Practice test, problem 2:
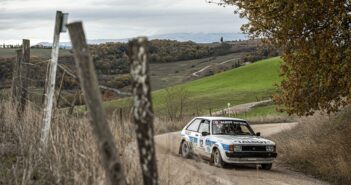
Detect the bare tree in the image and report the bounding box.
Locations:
[128,37,158,185]
[164,86,190,120]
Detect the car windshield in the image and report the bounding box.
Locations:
[212,120,254,135]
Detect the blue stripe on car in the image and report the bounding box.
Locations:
[189,136,198,143]
[222,144,230,152]
[205,139,216,146]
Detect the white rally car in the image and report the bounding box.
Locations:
[179,117,277,170]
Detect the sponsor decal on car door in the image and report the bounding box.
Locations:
[185,119,202,150]
[197,120,210,156]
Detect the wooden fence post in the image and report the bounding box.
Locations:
[41,11,68,147]
[42,62,50,105]
[11,50,21,103]
[19,39,30,114]
[128,37,158,185]
[68,90,79,115]
[67,22,127,185]
[56,71,66,107]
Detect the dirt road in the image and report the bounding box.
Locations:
[212,99,273,116]
[154,122,328,185]
[192,58,239,77]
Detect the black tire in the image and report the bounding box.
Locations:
[261,163,273,170]
[181,141,191,158]
[212,149,225,168]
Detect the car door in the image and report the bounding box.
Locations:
[184,119,202,153]
[196,120,211,157]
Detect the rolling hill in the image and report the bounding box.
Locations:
[105,57,282,116]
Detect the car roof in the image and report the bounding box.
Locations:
[194,116,246,121]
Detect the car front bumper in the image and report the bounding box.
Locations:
[223,152,277,164]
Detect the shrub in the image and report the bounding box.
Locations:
[272,107,351,185]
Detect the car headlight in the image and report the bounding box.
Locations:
[266,145,275,152]
[234,145,242,152]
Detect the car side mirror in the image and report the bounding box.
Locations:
[201,132,209,136]
[256,132,261,136]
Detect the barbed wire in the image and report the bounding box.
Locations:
[15,76,46,83]
[58,94,75,106]
[33,59,51,65]
[20,96,43,110]
[9,57,131,111]
[21,59,50,67]
[57,63,131,96]
[26,90,45,96]
[14,84,44,96]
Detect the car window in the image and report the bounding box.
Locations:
[198,120,210,133]
[212,120,254,135]
[240,125,251,134]
[186,119,201,132]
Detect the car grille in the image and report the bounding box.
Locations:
[242,145,266,152]
[225,152,277,158]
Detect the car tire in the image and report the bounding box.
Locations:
[212,149,225,168]
[181,141,191,158]
[261,163,273,170]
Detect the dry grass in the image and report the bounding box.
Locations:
[0,100,217,185]
[0,100,142,185]
[271,107,351,185]
[246,114,296,124]
[154,116,193,134]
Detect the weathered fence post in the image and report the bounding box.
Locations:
[128,37,158,185]
[41,11,68,147]
[67,22,127,185]
[11,50,21,103]
[19,39,30,114]
[56,70,66,107]
[68,90,79,115]
[42,62,50,105]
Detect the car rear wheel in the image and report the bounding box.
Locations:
[181,141,191,158]
[261,163,272,170]
[213,149,225,168]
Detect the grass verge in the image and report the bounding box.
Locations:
[235,103,295,124]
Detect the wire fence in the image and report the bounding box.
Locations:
[10,57,70,109]
[9,55,131,112]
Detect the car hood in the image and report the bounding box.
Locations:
[211,135,275,145]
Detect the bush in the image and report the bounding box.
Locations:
[272,107,351,185]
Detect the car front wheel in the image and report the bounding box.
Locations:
[181,141,191,158]
[213,149,225,168]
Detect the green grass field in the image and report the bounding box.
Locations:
[105,57,282,116]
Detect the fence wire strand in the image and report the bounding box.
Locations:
[10,57,132,110]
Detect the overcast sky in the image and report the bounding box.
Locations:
[0,0,246,45]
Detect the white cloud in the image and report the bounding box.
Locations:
[0,0,246,44]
